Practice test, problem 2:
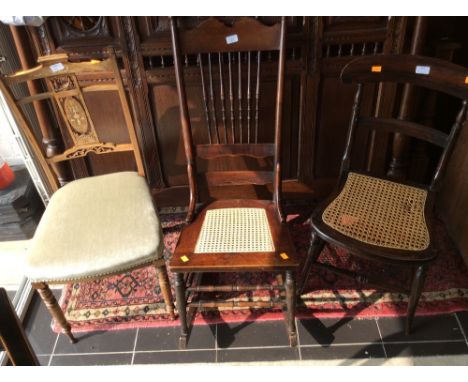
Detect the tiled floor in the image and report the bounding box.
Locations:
[21,290,468,366]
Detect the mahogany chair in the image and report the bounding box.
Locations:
[0,288,39,366]
[0,53,175,343]
[299,55,468,334]
[169,17,299,348]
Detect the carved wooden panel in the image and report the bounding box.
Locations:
[301,16,407,184]
[22,16,408,193]
[46,16,120,53]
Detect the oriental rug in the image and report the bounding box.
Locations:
[54,209,468,333]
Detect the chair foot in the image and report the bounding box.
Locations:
[155,264,176,320]
[175,273,189,349]
[179,335,187,350]
[285,271,297,347]
[33,282,77,344]
[405,264,427,336]
[288,332,298,347]
[67,332,78,344]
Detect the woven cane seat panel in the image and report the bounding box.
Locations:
[322,172,429,251]
[195,208,275,253]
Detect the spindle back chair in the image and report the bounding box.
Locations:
[299,55,468,334]
[169,17,299,349]
[170,16,286,222]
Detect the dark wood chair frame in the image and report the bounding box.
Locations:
[299,54,468,335]
[168,16,300,348]
[0,52,175,343]
[0,288,39,366]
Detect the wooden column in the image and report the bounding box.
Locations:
[9,25,70,186]
[387,16,428,179]
[119,16,167,189]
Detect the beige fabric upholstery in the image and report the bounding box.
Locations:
[322,172,429,251]
[26,172,163,282]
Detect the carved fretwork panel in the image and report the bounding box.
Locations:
[45,16,121,55]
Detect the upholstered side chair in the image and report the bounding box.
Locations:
[0,53,175,343]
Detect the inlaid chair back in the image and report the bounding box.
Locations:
[169,17,287,221]
[0,53,145,193]
[340,55,468,195]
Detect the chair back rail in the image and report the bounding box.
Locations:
[196,143,275,159]
[359,117,448,147]
[339,55,468,192]
[0,52,145,193]
[177,17,282,54]
[341,54,468,99]
[170,16,287,221]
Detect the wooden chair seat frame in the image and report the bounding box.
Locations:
[299,54,468,335]
[168,17,299,348]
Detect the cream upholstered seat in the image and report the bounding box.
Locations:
[26,171,164,282]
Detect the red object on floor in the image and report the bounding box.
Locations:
[55,212,468,333]
[0,157,16,189]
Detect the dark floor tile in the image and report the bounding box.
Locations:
[455,311,468,338]
[50,353,132,366]
[385,341,468,358]
[54,329,137,354]
[24,292,60,355]
[301,344,385,360]
[136,324,216,351]
[218,347,299,363]
[217,320,291,349]
[133,350,215,364]
[377,314,463,343]
[37,356,51,366]
[298,318,380,346]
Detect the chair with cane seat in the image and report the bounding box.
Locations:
[168,16,299,349]
[298,55,468,335]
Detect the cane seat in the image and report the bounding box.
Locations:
[322,172,429,251]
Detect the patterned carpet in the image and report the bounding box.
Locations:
[56,210,468,333]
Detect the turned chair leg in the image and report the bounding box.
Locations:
[155,264,176,320]
[32,282,77,344]
[406,264,427,335]
[174,273,188,349]
[285,270,298,347]
[298,229,325,295]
